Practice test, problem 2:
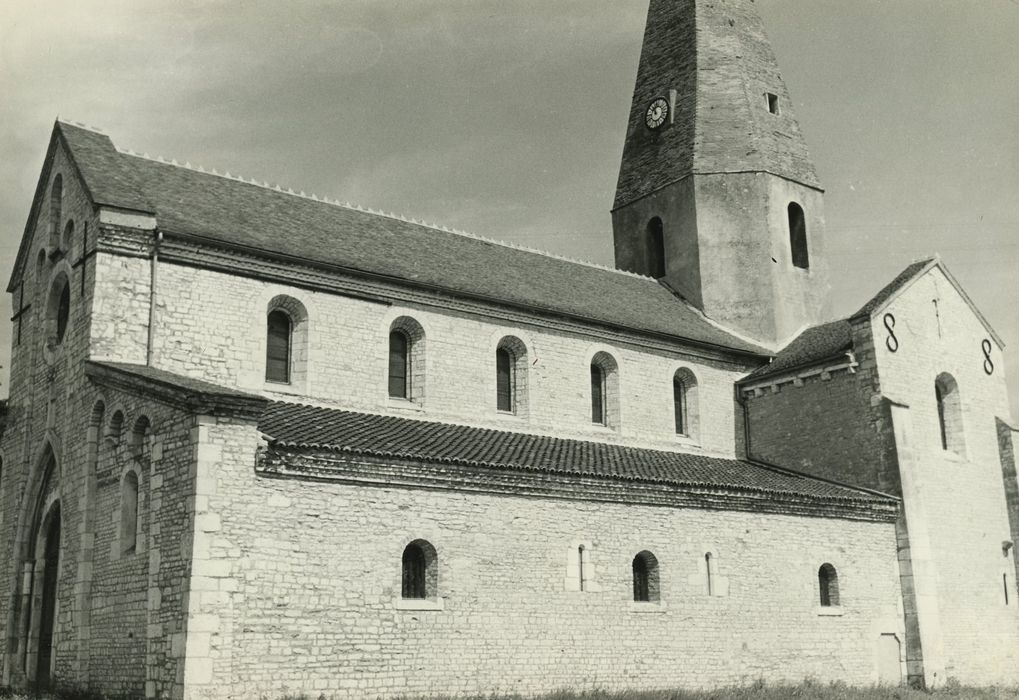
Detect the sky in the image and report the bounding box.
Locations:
[0,0,1017,417]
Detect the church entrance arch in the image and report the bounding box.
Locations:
[34,502,61,685]
[3,443,62,688]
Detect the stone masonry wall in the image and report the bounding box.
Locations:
[181,418,904,699]
[1,141,200,697]
[871,266,1019,685]
[89,255,751,457]
[1,142,102,686]
[744,365,882,488]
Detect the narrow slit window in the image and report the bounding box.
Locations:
[646,216,666,279]
[766,92,780,115]
[265,310,292,383]
[389,330,410,398]
[55,281,70,344]
[705,552,714,596]
[673,376,687,435]
[590,365,605,425]
[788,202,809,269]
[934,373,964,454]
[496,347,513,412]
[1004,573,1010,606]
[121,471,139,555]
[578,545,586,591]
[936,382,948,450]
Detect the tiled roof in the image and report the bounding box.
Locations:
[743,320,853,382]
[850,258,935,320]
[57,124,153,213]
[259,401,894,505]
[743,258,938,383]
[54,122,765,356]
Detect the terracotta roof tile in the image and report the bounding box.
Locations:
[743,320,853,382]
[259,401,893,505]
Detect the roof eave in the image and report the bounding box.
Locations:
[85,361,267,417]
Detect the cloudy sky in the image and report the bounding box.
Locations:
[1,0,1017,416]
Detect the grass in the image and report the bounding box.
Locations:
[4,683,1019,700]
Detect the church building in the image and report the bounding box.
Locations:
[1,0,1016,697]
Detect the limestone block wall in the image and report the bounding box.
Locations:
[870,266,1018,685]
[182,421,905,699]
[89,258,752,456]
[81,390,201,699]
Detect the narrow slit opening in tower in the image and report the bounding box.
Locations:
[766,93,780,115]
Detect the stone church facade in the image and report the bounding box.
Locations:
[0,1,1016,698]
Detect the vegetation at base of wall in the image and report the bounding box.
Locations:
[5,683,1019,700]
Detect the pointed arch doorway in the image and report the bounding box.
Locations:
[34,501,61,685]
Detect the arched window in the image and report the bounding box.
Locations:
[496,347,513,412]
[265,295,309,387]
[389,330,410,399]
[590,352,619,428]
[46,274,71,347]
[672,367,699,440]
[935,373,964,454]
[495,336,529,415]
[818,563,839,607]
[107,409,125,445]
[590,365,605,425]
[788,202,809,269]
[55,281,70,343]
[673,376,687,434]
[62,220,75,253]
[265,309,292,383]
[632,550,660,603]
[646,217,666,279]
[121,471,139,555]
[49,175,63,249]
[388,316,426,403]
[401,539,437,600]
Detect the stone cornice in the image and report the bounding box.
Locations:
[85,361,267,418]
[94,224,764,368]
[739,353,859,397]
[257,448,900,524]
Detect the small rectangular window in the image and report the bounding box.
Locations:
[766,92,780,115]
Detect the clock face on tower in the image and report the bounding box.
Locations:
[645,97,669,130]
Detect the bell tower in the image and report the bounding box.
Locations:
[612,0,831,347]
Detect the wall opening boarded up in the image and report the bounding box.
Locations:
[877,633,902,686]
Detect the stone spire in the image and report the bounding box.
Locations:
[612,0,831,347]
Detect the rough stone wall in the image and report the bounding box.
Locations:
[0,142,200,697]
[82,391,200,699]
[0,142,101,686]
[91,259,752,457]
[185,422,904,699]
[871,267,1019,685]
[743,322,889,491]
